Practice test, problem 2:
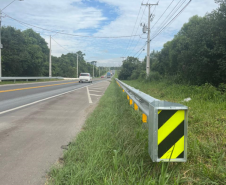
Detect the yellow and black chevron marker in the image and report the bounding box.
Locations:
[158,110,185,159]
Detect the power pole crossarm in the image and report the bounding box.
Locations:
[141,3,158,6]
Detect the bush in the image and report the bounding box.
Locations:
[130,69,141,80]
[138,71,146,81]
[218,83,226,93]
[146,71,162,82]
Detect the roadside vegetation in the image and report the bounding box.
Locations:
[119,1,226,87]
[1,27,111,78]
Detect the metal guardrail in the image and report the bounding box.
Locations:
[116,78,188,162]
[0,77,64,82]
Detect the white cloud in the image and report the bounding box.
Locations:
[1,0,219,66]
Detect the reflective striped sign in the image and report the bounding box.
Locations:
[158,110,185,159]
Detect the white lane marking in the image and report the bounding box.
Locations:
[90,86,105,88]
[90,94,102,97]
[89,87,105,90]
[0,81,105,115]
[86,87,93,103]
[89,90,102,92]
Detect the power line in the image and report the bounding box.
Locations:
[1,0,17,11]
[151,0,186,37]
[137,47,146,58]
[123,0,150,57]
[51,37,71,53]
[127,1,159,57]
[151,0,192,41]
[133,42,147,57]
[150,0,175,30]
[3,12,141,39]
[123,0,145,56]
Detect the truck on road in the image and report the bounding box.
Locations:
[107,72,111,78]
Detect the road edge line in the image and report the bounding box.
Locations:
[86,86,93,104]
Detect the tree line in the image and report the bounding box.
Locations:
[1,27,107,78]
[119,0,226,87]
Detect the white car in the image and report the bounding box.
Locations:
[79,73,92,83]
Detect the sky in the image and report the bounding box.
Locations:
[1,0,219,66]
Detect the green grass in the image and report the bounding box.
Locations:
[48,78,226,185]
[0,79,63,85]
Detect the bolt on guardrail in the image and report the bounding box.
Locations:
[116,79,188,162]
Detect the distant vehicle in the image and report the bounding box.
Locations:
[107,72,111,78]
[101,76,105,78]
[79,73,92,83]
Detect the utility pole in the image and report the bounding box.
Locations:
[77,54,78,78]
[141,2,158,76]
[49,35,52,77]
[93,62,94,77]
[99,67,100,77]
[0,10,2,82]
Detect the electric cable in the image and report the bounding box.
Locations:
[123,0,144,55]
[51,37,71,53]
[151,0,192,41]
[122,0,150,57]
[151,0,186,37]
[133,42,147,57]
[3,12,141,39]
[150,0,175,30]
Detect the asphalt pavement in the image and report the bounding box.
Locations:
[0,79,106,113]
[0,78,110,185]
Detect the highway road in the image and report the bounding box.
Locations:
[0,78,110,185]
